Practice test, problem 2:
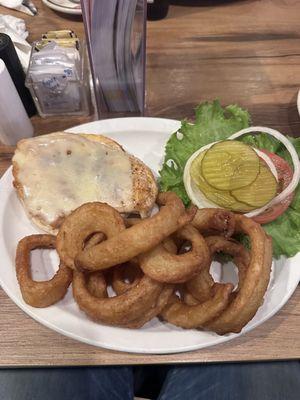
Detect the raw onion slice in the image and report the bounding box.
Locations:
[229,127,300,217]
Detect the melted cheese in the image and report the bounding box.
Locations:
[13,132,133,225]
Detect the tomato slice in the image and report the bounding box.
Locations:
[252,150,294,225]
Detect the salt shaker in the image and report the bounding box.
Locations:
[0,59,34,145]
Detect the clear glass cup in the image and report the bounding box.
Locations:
[81,0,147,117]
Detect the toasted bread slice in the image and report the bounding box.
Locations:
[13,132,158,234]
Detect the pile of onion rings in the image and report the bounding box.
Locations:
[15,191,272,335]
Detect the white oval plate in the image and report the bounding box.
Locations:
[42,0,82,15]
[0,117,299,354]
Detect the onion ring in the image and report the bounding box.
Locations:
[186,235,250,303]
[206,235,250,292]
[191,208,235,238]
[112,263,174,328]
[182,290,199,306]
[86,272,108,298]
[16,234,72,308]
[75,192,196,272]
[206,215,272,334]
[124,285,175,329]
[111,262,143,295]
[185,269,214,304]
[139,225,210,283]
[56,202,125,269]
[72,271,164,326]
[124,217,142,228]
[84,232,106,250]
[178,284,200,306]
[160,283,233,329]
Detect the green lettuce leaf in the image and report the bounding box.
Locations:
[159,100,300,259]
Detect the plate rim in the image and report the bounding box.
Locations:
[0,116,299,354]
[42,0,82,15]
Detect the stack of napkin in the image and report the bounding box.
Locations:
[0,14,31,69]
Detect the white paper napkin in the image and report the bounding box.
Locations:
[0,14,31,69]
[0,0,36,16]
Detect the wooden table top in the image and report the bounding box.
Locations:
[0,0,299,366]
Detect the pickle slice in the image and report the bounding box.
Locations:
[201,141,260,191]
[231,159,278,207]
[190,152,256,212]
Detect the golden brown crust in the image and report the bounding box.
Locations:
[12,132,158,234]
[130,155,158,217]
